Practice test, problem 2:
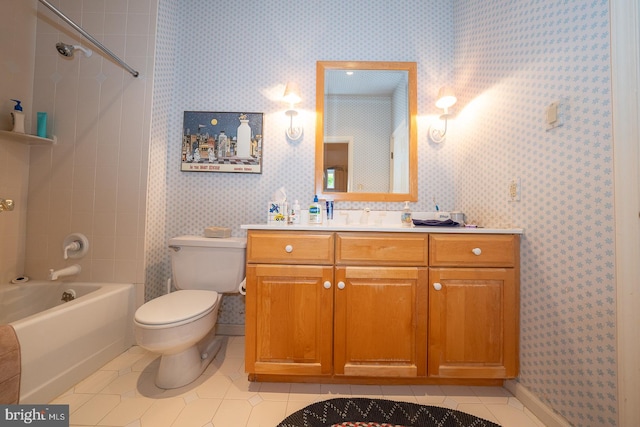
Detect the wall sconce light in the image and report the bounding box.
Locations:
[283,82,303,141]
[429,86,457,143]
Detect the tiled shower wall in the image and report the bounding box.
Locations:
[0,0,36,283]
[452,1,616,426]
[23,0,157,304]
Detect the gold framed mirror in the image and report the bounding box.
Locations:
[315,61,417,202]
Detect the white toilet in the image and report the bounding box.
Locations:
[134,235,246,389]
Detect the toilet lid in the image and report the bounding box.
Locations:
[134,290,219,326]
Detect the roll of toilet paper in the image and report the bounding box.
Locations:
[238,278,246,295]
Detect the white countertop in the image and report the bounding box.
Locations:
[241,223,523,234]
[243,210,523,234]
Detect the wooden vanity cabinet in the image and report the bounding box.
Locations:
[245,231,334,376]
[245,229,520,383]
[428,234,520,379]
[245,230,428,379]
[334,233,428,378]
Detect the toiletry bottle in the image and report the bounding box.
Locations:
[401,201,413,227]
[309,195,322,224]
[291,200,301,224]
[10,99,25,134]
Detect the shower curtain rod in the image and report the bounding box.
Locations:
[37,0,140,78]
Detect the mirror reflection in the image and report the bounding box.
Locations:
[315,61,417,202]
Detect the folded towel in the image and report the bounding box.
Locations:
[412,219,460,227]
[0,324,21,404]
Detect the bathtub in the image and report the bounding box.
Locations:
[0,281,135,404]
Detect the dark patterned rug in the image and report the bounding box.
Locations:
[277,398,501,427]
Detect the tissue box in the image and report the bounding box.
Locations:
[268,201,287,224]
[204,226,231,238]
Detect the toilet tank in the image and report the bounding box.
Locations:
[168,236,246,293]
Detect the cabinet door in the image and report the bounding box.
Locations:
[245,264,334,376]
[428,268,518,379]
[334,266,428,377]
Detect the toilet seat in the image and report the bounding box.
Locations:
[135,290,219,328]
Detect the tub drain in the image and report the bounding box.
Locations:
[61,289,76,302]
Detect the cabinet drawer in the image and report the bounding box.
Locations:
[247,231,334,264]
[336,232,428,266]
[429,234,518,267]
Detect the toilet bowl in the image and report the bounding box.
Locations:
[134,236,246,389]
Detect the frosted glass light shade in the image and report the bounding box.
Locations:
[283,82,301,104]
[435,86,457,110]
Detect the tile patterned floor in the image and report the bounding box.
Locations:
[51,336,546,427]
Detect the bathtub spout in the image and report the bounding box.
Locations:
[49,264,81,281]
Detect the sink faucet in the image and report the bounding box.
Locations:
[49,264,81,281]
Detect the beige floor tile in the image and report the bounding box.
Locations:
[74,369,119,394]
[196,373,234,399]
[350,384,384,397]
[524,407,548,427]
[246,400,288,427]
[225,336,245,358]
[211,399,252,427]
[439,397,461,410]
[101,371,148,396]
[172,398,222,427]
[131,353,160,373]
[470,385,512,404]
[71,394,121,425]
[486,402,543,427]
[212,355,245,377]
[456,403,501,424]
[133,372,166,399]
[288,383,322,401]
[258,382,291,401]
[51,392,94,414]
[411,384,446,405]
[98,397,154,426]
[51,336,548,427]
[139,397,185,427]
[224,374,260,400]
[101,350,148,372]
[320,383,352,397]
[438,385,482,403]
[380,385,419,403]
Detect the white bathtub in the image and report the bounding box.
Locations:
[0,281,135,403]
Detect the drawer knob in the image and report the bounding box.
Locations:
[337,281,346,290]
[472,247,482,256]
[285,244,293,253]
[433,282,442,291]
[323,281,332,289]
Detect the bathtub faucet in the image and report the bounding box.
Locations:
[49,264,81,281]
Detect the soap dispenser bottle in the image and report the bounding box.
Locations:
[401,201,413,227]
[10,99,25,134]
[291,200,301,224]
[309,195,322,224]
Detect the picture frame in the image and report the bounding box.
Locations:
[181,111,263,173]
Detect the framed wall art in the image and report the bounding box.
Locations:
[181,111,263,173]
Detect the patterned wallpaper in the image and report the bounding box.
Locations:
[149,1,616,426]
[147,0,455,310]
[452,1,616,426]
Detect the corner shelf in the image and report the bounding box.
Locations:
[0,130,57,145]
